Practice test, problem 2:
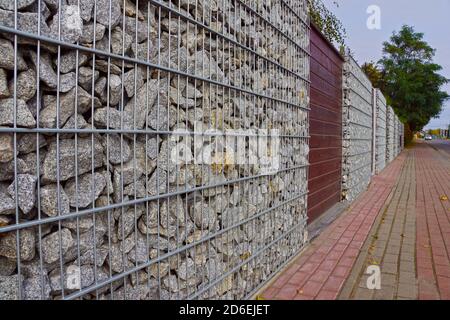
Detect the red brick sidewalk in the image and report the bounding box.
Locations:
[259,151,407,300]
[415,143,450,299]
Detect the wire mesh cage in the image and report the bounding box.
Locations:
[385,105,395,163]
[0,0,310,300]
[375,89,386,174]
[341,54,374,202]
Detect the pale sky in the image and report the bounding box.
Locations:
[322,0,450,130]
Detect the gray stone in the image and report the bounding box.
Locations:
[0,275,21,300]
[43,0,58,11]
[41,228,74,264]
[40,184,70,217]
[93,107,130,130]
[131,39,158,61]
[117,206,144,240]
[23,273,52,300]
[59,51,89,74]
[109,74,122,106]
[0,158,29,182]
[0,185,15,215]
[183,83,203,99]
[189,201,217,230]
[112,284,152,300]
[49,5,83,44]
[0,68,10,98]
[39,86,99,128]
[30,51,57,89]
[68,0,94,22]
[121,16,151,43]
[169,87,196,108]
[27,0,52,21]
[81,22,106,44]
[58,72,77,93]
[0,9,52,41]
[0,39,28,71]
[108,242,134,274]
[177,258,195,280]
[103,133,131,165]
[0,228,35,261]
[124,67,146,98]
[7,174,37,214]
[75,246,109,267]
[0,98,36,128]
[0,0,35,10]
[94,77,107,98]
[78,66,99,91]
[65,172,107,208]
[111,27,133,55]
[42,137,104,182]
[147,168,168,196]
[0,257,16,276]
[10,69,37,102]
[148,104,181,131]
[18,133,47,155]
[96,0,121,28]
[49,264,95,292]
[124,80,159,129]
[61,114,89,137]
[146,137,159,160]
[0,133,14,163]
[128,234,149,264]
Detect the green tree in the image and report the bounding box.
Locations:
[309,0,347,46]
[378,25,449,132]
[361,61,383,89]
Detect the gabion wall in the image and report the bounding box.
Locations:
[0,0,310,300]
[375,89,386,174]
[385,106,395,163]
[398,121,404,153]
[341,55,373,202]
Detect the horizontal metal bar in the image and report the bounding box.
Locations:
[0,163,309,233]
[0,25,309,111]
[188,215,308,300]
[64,190,309,300]
[343,161,372,175]
[347,121,372,130]
[235,0,310,54]
[346,150,372,158]
[150,0,309,83]
[0,127,309,139]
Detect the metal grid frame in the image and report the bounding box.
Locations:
[375,88,386,174]
[385,105,395,163]
[0,0,310,300]
[341,54,373,202]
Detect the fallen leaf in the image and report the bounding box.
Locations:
[440,195,448,201]
[255,295,265,300]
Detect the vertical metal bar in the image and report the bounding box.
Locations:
[372,88,377,175]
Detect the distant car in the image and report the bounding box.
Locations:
[425,135,433,141]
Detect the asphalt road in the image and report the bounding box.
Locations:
[423,139,450,158]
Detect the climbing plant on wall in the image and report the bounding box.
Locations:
[308,0,347,47]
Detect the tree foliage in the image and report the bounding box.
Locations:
[361,61,383,89]
[308,0,347,46]
[378,25,449,132]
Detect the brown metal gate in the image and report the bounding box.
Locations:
[308,24,344,222]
